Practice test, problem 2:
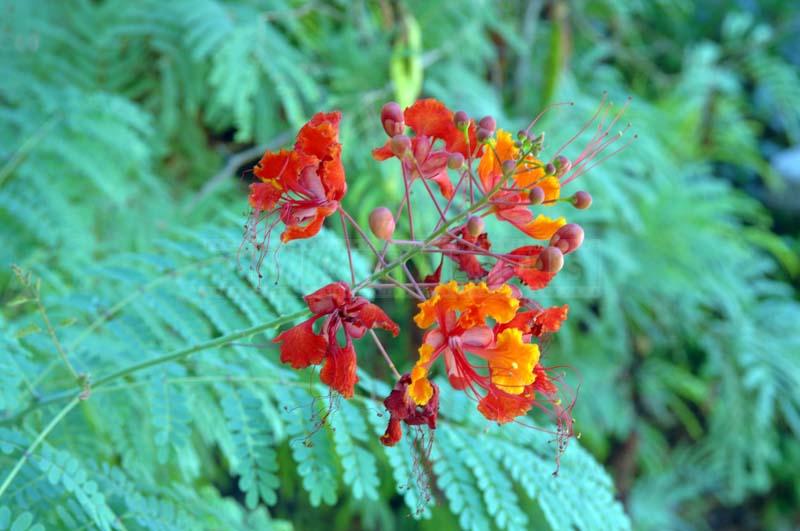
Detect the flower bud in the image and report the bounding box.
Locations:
[380,102,404,137]
[390,134,412,158]
[369,207,396,240]
[549,223,584,254]
[517,129,528,141]
[544,162,556,175]
[536,246,564,273]
[478,116,496,133]
[571,190,592,210]
[454,111,469,130]
[466,216,485,236]
[501,159,516,176]
[447,152,465,170]
[528,186,545,205]
[553,155,572,177]
[476,127,492,143]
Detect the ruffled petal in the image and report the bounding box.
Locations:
[459,282,519,327]
[488,328,539,394]
[248,181,283,211]
[319,340,358,398]
[319,153,347,201]
[477,385,536,424]
[303,281,351,315]
[354,300,400,336]
[295,111,341,161]
[532,305,569,336]
[273,317,328,369]
[404,99,454,141]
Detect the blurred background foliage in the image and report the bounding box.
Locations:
[1,0,800,529]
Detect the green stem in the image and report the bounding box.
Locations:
[2,310,309,424]
[92,309,309,388]
[0,396,80,499]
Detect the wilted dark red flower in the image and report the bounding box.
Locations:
[273,282,399,397]
[249,112,347,242]
[380,373,440,446]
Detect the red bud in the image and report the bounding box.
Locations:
[550,223,584,254]
[502,160,517,176]
[454,111,469,129]
[528,186,545,205]
[478,116,496,132]
[476,127,492,143]
[390,134,412,158]
[466,216,485,236]
[544,162,556,175]
[536,247,564,273]
[553,155,572,177]
[447,152,465,170]
[369,207,396,240]
[380,102,404,137]
[572,190,592,210]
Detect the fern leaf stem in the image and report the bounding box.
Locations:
[92,309,310,388]
[0,396,80,499]
[2,310,310,425]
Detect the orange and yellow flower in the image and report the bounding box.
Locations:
[408,281,554,423]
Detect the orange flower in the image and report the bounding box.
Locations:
[249,112,347,243]
[409,281,550,423]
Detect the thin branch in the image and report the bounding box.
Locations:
[12,267,79,384]
[369,329,401,380]
[0,396,80,499]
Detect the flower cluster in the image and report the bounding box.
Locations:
[248,97,626,453]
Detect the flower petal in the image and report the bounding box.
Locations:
[521,214,567,240]
[488,328,539,394]
[303,281,351,315]
[280,206,334,243]
[273,318,327,369]
[319,340,358,398]
[532,305,569,336]
[354,300,400,336]
[295,111,341,161]
[477,385,536,424]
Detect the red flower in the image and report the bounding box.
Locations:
[249,112,347,243]
[372,99,481,199]
[273,282,399,398]
[380,373,440,446]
